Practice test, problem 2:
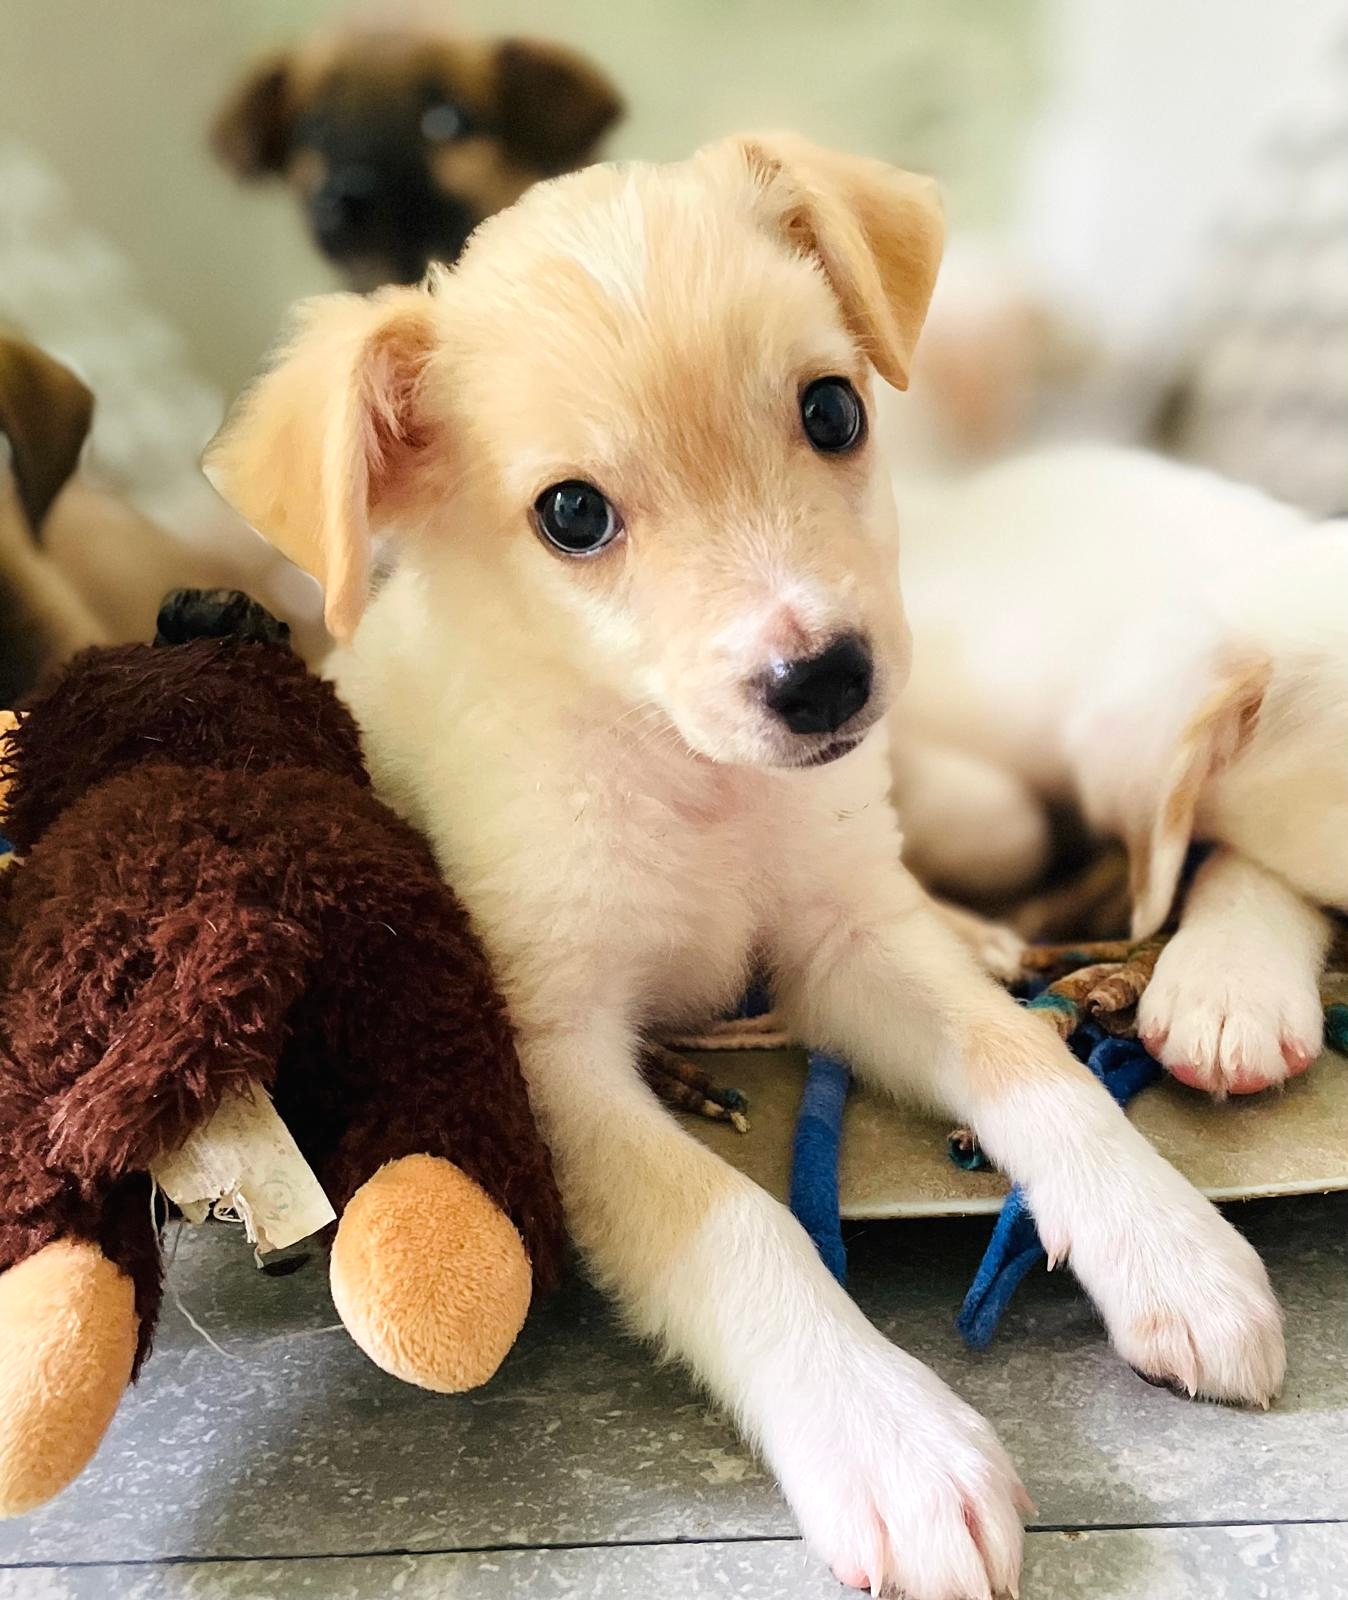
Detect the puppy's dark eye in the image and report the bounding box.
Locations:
[420,100,467,143]
[800,377,865,453]
[533,481,622,556]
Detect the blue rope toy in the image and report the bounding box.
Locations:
[952,1015,1158,1347]
[785,955,1348,1342]
[783,985,1161,1346]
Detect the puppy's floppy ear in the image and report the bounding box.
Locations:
[212,52,294,178]
[0,334,94,535]
[494,39,623,173]
[204,285,444,642]
[717,132,944,391]
[1124,655,1272,938]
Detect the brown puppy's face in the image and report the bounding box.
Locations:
[214,31,623,288]
[207,136,944,771]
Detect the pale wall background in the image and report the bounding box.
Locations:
[0,0,1040,398]
[1,0,1343,404]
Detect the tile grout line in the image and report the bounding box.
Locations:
[5,1518,1348,1572]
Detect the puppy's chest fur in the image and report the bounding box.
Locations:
[347,657,789,1030]
[602,751,776,1023]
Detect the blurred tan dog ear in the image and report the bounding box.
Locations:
[0,335,93,535]
[204,286,444,641]
[494,39,623,174]
[1125,656,1272,939]
[715,132,944,391]
[212,52,294,178]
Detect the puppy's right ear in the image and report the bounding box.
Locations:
[212,52,294,178]
[204,286,445,641]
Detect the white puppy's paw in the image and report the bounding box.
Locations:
[973,923,1029,986]
[771,1340,1028,1598]
[936,901,1027,985]
[1065,1168,1285,1407]
[1138,928,1323,1095]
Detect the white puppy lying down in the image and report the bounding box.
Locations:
[209,137,1283,1600]
[890,443,1347,1096]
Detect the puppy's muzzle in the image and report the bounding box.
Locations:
[762,632,873,736]
[308,158,476,277]
[311,164,382,255]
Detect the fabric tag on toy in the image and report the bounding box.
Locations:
[151,1081,336,1255]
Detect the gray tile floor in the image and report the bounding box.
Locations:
[2,1192,1345,1598]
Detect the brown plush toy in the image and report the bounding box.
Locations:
[0,589,566,1518]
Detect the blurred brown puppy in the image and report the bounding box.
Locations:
[214,22,623,287]
[0,331,328,699]
[0,332,103,702]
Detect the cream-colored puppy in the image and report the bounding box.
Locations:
[891,444,1347,1098]
[209,138,1284,1600]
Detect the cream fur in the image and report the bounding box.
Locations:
[210,139,1285,1599]
[891,441,1347,1095]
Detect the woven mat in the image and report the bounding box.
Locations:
[684,975,1348,1218]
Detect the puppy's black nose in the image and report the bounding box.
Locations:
[764,633,873,736]
[311,164,380,247]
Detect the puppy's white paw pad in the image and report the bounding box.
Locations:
[778,1349,1026,1600]
[1073,1191,1286,1408]
[1138,936,1322,1096]
[1123,1290,1285,1408]
[975,923,1028,985]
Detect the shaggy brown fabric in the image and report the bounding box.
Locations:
[0,612,566,1375]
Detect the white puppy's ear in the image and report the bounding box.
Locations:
[204,285,444,641]
[1124,656,1271,938]
[714,132,945,390]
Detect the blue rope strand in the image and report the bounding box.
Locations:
[955,1021,1159,1348]
[789,1052,850,1284]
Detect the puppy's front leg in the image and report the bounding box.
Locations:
[1138,847,1330,1095]
[773,863,1285,1407]
[519,1013,1027,1600]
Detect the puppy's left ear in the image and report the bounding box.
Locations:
[204,285,446,642]
[716,132,944,391]
[1122,656,1272,938]
[0,334,94,534]
[494,39,623,174]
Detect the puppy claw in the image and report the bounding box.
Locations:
[1131,1364,1195,1400]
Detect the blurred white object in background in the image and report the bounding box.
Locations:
[1164,34,1348,517]
[0,141,325,651]
[1018,0,1348,433]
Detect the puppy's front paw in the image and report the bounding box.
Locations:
[973,922,1029,986]
[771,1339,1027,1598]
[1068,1172,1285,1408]
[1138,928,1323,1096]
[936,901,1027,985]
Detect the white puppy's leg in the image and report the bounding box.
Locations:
[1138,848,1330,1096]
[773,864,1285,1411]
[891,736,1051,901]
[520,1014,1027,1600]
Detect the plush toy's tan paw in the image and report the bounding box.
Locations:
[330,1154,532,1394]
[0,1240,138,1517]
